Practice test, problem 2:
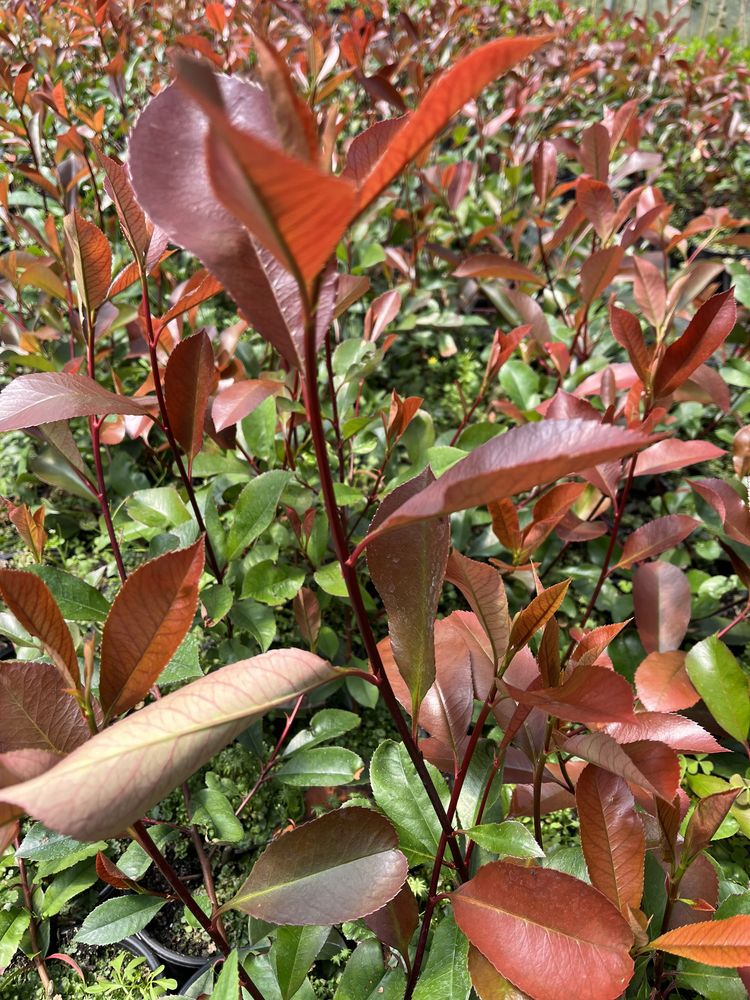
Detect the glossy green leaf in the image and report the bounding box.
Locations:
[462,821,545,859]
[313,562,349,597]
[41,858,98,917]
[213,949,240,1000]
[16,823,106,877]
[271,925,330,1000]
[686,636,750,742]
[0,909,31,969]
[412,913,470,1000]
[227,471,291,560]
[274,747,363,787]
[243,561,305,606]
[231,599,276,652]
[26,566,110,622]
[191,788,244,843]
[333,939,406,1000]
[73,895,165,945]
[284,710,361,755]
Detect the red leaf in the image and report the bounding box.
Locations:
[94,148,150,258]
[610,305,651,383]
[100,538,205,718]
[580,246,624,308]
[0,570,79,688]
[603,713,724,755]
[63,210,112,314]
[614,515,698,570]
[684,789,742,862]
[363,882,418,957]
[576,179,615,239]
[579,122,611,180]
[653,289,736,397]
[452,861,634,1000]
[533,140,557,204]
[0,373,146,432]
[0,661,88,755]
[509,580,569,651]
[576,765,645,913]
[633,561,691,653]
[570,621,630,667]
[635,651,699,712]
[469,944,529,999]
[634,439,724,477]
[633,257,667,331]
[157,271,223,328]
[502,663,635,724]
[651,916,750,966]
[562,732,680,801]
[691,478,750,547]
[354,36,549,210]
[368,469,450,717]
[212,379,283,432]
[446,550,509,666]
[164,331,215,463]
[95,852,140,891]
[373,419,653,534]
[454,254,543,286]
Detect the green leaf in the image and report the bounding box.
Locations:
[313,563,348,598]
[243,561,305,606]
[284,709,361,755]
[26,566,110,622]
[116,825,180,880]
[686,636,750,742]
[676,959,747,1000]
[16,823,106,878]
[334,939,406,1000]
[158,631,202,685]
[412,914,470,1000]
[191,788,244,843]
[274,747,364,787]
[73,895,166,945]
[370,740,449,866]
[241,395,277,464]
[41,858,98,917]
[202,583,234,624]
[463,821,545,859]
[500,359,540,409]
[231,599,276,651]
[213,949,240,1000]
[126,487,191,528]
[0,910,31,969]
[332,483,365,506]
[226,470,291,560]
[271,925,330,1000]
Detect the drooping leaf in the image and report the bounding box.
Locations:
[412,913,471,1000]
[368,469,450,718]
[0,373,146,433]
[212,379,283,432]
[562,732,680,801]
[164,331,214,464]
[99,538,205,717]
[635,652,699,712]
[363,883,418,957]
[454,254,543,286]
[614,515,698,570]
[452,861,634,1000]
[654,289,737,397]
[446,550,509,666]
[576,765,645,914]
[354,36,550,210]
[632,561,691,653]
[0,569,79,687]
[1,649,338,840]
[373,419,653,534]
[63,210,112,314]
[686,636,750,743]
[508,580,569,652]
[219,807,407,925]
[651,916,750,967]
[0,662,88,755]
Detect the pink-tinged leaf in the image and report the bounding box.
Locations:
[691,479,750,547]
[654,289,736,397]
[0,373,146,432]
[634,439,724,477]
[633,257,667,331]
[614,515,698,570]
[368,469,450,717]
[220,807,407,925]
[610,305,652,383]
[212,379,283,432]
[532,140,557,203]
[157,271,223,328]
[0,570,79,688]
[684,789,742,862]
[343,117,407,184]
[364,289,401,342]
[164,331,214,463]
[502,663,635,725]
[94,148,150,257]
[446,550,509,665]
[633,561,691,653]
[579,122,611,180]
[562,732,680,801]
[379,617,473,769]
[580,246,624,308]
[635,651,699,712]
[355,36,550,210]
[510,782,575,818]
[452,861,634,1000]
[363,882,418,956]
[508,580,569,652]
[603,713,724,755]
[63,210,112,314]
[651,916,750,966]
[252,34,319,163]
[293,587,321,651]
[1,649,339,840]
[570,621,630,667]
[0,662,88,755]
[100,539,205,718]
[576,179,615,239]
[454,254,543,286]
[668,851,718,929]
[374,419,653,534]
[489,499,522,553]
[128,74,324,368]
[576,765,645,914]
[573,362,638,399]
[447,610,496,700]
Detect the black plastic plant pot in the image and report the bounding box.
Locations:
[136,927,210,988]
[177,955,222,997]
[120,933,161,973]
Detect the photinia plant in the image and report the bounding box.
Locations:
[1,2,750,998]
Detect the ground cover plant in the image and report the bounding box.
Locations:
[1,0,750,997]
